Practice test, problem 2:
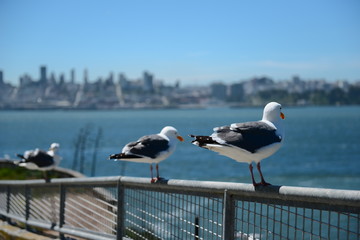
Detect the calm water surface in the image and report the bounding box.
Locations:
[1,106,359,190]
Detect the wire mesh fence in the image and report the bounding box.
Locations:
[0,177,359,240]
[124,188,223,239]
[234,199,360,240]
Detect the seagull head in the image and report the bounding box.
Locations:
[49,143,60,152]
[160,126,184,142]
[262,102,285,123]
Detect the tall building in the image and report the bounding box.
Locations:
[143,71,154,92]
[0,70,3,85]
[39,66,47,83]
[59,74,65,85]
[105,72,114,85]
[20,74,32,86]
[229,83,244,102]
[210,82,228,100]
[119,73,128,89]
[49,73,56,84]
[71,69,75,84]
[84,69,88,84]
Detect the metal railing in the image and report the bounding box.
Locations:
[0,176,359,240]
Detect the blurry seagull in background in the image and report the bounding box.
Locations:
[16,143,62,182]
[190,102,285,186]
[109,126,184,183]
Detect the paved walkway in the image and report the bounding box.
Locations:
[0,220,57,240]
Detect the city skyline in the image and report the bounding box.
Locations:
[1,65,358,87]
[1,65,359,110]
[1,0,360,85]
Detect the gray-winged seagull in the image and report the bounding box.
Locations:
[109,126,184,182]
[190,102,285,186]
[16,143,62,182]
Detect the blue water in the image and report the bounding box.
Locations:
[1,106,359,190]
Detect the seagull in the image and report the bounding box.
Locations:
[16,143,62,182]
[109,126,184,182]
[190,102,285,186]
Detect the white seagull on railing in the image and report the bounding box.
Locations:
[109,126,184,182]
[190,102,285,186]
[16,143,62,181]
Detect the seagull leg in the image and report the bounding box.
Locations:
[156,164,160,179]
[43,171,50,183]
[155,163,165,182]
[257,162,271,186]
[249,164,259,186]
[150,164,156,183]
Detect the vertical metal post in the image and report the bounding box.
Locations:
[194,216,200,239]
[117,180,125,240]
[222,190,235,240]
[6,185,11,224]
[59,184,66,240]
[25,185,30,230]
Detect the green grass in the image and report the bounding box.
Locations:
[0,165,67,180]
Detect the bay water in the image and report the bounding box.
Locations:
[1,106,359,190]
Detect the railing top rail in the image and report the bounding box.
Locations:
[0,176,121,186]
[1,176,360,209]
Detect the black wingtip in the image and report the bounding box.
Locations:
[109,153,143,160]
[189,135,199,144]
[109,154,121,160]
[189,135,217,147]
[16,154,25,160]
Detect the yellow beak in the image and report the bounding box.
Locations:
[280,112,285,119]
[177,136,184,142]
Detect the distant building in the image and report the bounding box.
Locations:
[104,72,114,86]
[0,70,3,85]
[243,77,274,95]
[19,74,33,86]
[71,69,75,84]
[59,74,65,85]
[210,82,227,100]
[335,80,350,92]
[287,75,306,93]
[175,80,180,89]
[143,71,154,92]
[49,73,56,85]
[228,83,244,102]
[119,73,128,89]
[39,66,47,83]
[84,69,88,84]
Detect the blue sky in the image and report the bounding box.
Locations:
[1,0,359,85]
